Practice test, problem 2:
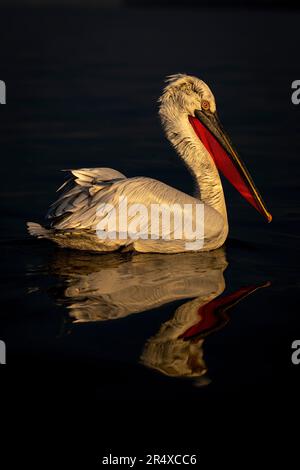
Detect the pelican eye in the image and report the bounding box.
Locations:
[202,100,210,111]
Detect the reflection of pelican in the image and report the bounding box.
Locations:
[28,74,271,253]
[50,249,227,322]
[141,283,269,379]
[47,249,269,381]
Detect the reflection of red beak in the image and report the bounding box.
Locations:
[189,112,272,223]
[180,281,271,340]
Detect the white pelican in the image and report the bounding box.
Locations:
[27,74,272,253]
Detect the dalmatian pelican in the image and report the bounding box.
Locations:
[27,74,272,253]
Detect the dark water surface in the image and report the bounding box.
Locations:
[1,7,299,400]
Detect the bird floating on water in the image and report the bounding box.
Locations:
[27,74,272,253]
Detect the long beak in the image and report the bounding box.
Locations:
[189,110,272,222]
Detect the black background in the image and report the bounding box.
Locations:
[0,2,299,465]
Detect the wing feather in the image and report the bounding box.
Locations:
[46,169,221,250]
[47,167,126,227]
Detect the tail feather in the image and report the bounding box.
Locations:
[27,222,50,239]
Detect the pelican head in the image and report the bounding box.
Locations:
[159,74,272,223]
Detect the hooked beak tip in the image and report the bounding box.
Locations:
[191,111,272,224]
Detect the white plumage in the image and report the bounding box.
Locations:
[27,74,229,253]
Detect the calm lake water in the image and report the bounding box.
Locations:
[0,6,299,400]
